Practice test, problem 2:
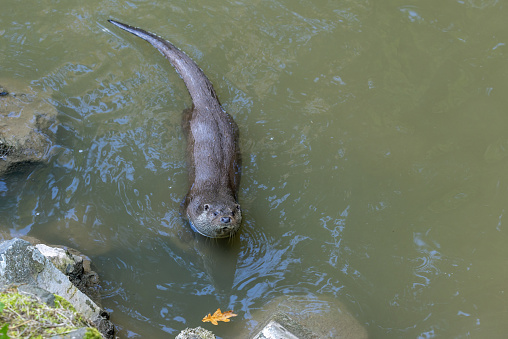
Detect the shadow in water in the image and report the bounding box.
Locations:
[191,232,242,294]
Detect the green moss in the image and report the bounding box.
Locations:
[54,294,77,312]
[0,288,100,338]
[84,327,103,339]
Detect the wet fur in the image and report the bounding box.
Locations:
[109,20,242,238]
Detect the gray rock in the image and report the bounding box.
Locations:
[250,295,368,339]
[176,326,216,339]
[17,284,56,307]
[0,239,96,318]
[0,83,58,175]
[254,312,314,339]
[50,327,96,339]
[35,245,76,274]
[92,309,115,339]
[0,238,114,339]
[35,244,101,306]
[0,237,45,285]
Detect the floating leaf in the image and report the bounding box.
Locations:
[202,308,237,325]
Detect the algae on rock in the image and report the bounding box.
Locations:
[0,287,102,338]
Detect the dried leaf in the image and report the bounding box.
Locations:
[202,308,237,325]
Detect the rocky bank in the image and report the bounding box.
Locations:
[0,238,114,338]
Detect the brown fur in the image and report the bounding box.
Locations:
[109,20,242,238]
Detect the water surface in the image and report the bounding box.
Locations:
[1,0,508,337]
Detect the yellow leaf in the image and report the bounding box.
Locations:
[202,308,237,325]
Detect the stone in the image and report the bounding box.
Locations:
[0,238,114,339]
[92,309,115,339]
[176,326,216,339]
[35,243,102,306]
[0,237,45,285]
[0,83,58,175]
[17,284,56,307]
[253,312,314,339]
[50,327,102,339]
[35,244,77,274]
[250,295,368,339]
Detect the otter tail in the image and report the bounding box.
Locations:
[108,20,221,111]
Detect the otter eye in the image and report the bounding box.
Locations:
[204,204,210,211]
[236,204,241,210]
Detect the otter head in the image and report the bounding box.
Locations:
[186,195,242,238]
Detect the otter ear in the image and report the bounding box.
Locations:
[204,204,210,211]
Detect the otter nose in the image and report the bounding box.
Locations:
[221,217,231,224]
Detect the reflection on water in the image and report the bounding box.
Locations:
[1,0,508,338]
[412,232,442,289]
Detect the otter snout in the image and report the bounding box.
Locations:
[187,201,242,238]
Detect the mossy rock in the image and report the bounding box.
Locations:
[0,287,102,338]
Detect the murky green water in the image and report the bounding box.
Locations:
[2,0,508,337]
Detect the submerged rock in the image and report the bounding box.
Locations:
[0,83,58,175]
[0,238,114,338]
[250,295,368,339]
[254,312,314,339]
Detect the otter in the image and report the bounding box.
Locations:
[108,20,242,238]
